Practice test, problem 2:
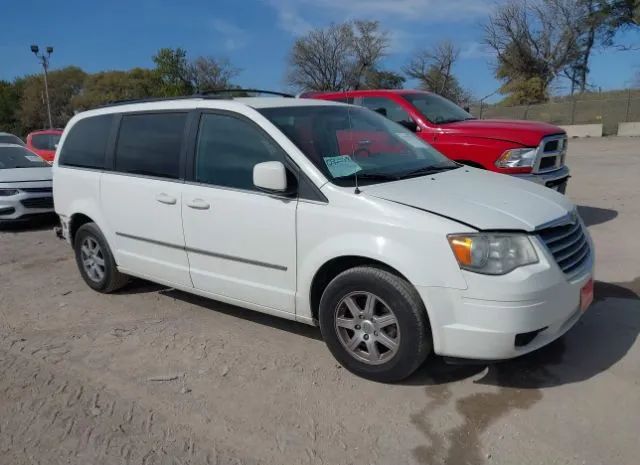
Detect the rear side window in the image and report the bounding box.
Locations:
[59,115,113,169]
[115,113,187,179]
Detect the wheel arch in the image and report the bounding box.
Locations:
[309,255,412,323]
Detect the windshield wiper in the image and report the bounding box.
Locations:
[438,117,476,124]
[396,165,459,179]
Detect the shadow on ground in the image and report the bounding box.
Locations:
[407,278,640,465]
[0,214,59,232]
[577,205,618,227]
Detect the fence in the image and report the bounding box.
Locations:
[469,89,640,136]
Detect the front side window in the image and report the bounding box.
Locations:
[31,133,61,150]
[58,115,113,169]
[0,146,49,169]
[115,113,186,179]
[358,97,412,125]
[403,93,474,124]
[259,105,458,187]
[195,113,284,191]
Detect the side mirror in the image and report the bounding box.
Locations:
[253,161,289,193]
[398,119,418,132]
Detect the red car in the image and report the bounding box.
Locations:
[26,129,63,163]
[305,90,570,193]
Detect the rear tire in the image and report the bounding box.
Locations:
[74,222,129,293]
[319,266,431,382]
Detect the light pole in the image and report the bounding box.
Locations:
[30,45,54,129]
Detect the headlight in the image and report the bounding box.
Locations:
[496,148,538,169]
[447,233,538,275]
[0,189,19,196]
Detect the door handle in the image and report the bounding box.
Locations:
[155,193,177,205]
[187,198,210,210]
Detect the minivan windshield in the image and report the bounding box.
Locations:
[0,146,49,169]
[259,105,459,187]
[403,93,474,125]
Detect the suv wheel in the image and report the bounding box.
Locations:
[74,222,128,293]
[319,266,431,382]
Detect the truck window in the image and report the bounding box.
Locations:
[358,97,412,125]
[58,115,113,169]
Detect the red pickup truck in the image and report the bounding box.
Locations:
[305,89,570,193]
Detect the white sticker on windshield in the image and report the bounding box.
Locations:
[395,132,425,148]
[25,155,42,162]
[323,155,362,178]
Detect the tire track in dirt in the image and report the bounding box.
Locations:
[0,333,261,465]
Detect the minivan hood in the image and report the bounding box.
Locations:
[439,119,564,147]
[0,167,52,183]
[361,167,574,231]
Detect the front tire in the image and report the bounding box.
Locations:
[74,222,128,293]
[319,266,431,382]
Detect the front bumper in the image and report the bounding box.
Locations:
[0,191,54,221]
[513,165,570,193]
[418,233,594,360]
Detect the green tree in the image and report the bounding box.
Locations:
[71,68,162,110]
[152,47,194,96]
[18,66,86,132]
[0,80,22,135]
[362,70,405,89]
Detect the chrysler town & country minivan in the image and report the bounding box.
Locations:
[53,96,594,381]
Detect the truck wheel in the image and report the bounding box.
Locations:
[74,222,129,293]
[319,266,431,382]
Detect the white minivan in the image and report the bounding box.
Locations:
[53,96,594,382]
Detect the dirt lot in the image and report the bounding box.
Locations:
[1,137,639,465]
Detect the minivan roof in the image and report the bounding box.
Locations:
[74,96,346,120]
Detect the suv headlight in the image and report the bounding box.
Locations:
[447,233,538,275]
[0,189,19,196]
[496,148,537,169]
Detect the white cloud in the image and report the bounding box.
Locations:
[264,0,495,36]
[263,0,313,36]
[210,19,249,51]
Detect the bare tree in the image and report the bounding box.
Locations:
[350,20,389,89]
[484,0,583,103]
[286,21,391,91]
[188,57,240,92]
[404,40,470,102]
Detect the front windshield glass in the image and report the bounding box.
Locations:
[259,105,458,187]
[403,93,474,125]
[32,133,61,150]
[0,146,49,169]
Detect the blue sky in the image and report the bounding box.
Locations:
[1,0,638,102]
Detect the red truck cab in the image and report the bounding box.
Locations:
[305,90,569,193]
[26,129,63,164]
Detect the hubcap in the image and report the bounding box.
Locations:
[80,236,105,283]
[334,291,401,365]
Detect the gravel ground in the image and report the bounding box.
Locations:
[1,137,638,465]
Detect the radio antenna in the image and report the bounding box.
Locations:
[346,106,361,194]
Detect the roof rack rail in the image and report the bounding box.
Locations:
[96,94,225,109]
[198,88,295,98]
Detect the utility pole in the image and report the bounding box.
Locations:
[30,45,54,129]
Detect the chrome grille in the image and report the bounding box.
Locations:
[20,197,54,209]
[538,220,590,275]
[20,187,52,193]
[535,135,567,173]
